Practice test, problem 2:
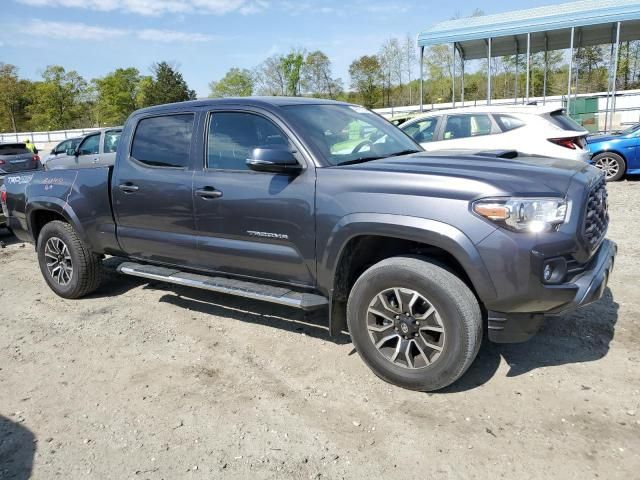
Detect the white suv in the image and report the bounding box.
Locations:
[400,105,590,162]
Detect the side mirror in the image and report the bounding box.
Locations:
[247,148,302,174]
[66,148,78,156]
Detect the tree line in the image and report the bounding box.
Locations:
[0,61,195,133]
[2,38,640,133]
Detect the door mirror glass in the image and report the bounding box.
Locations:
[247,148,301,173]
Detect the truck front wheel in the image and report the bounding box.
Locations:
[37,220,102,299]
[347,256,482,391]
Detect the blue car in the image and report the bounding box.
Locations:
[586,123,640,181]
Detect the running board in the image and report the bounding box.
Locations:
[117,262,328,310]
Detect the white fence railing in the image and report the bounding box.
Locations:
[0,127,102,145]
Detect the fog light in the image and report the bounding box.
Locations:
[543,264,553,282]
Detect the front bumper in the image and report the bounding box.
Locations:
[488,239,616,343]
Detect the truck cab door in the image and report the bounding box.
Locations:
[112,112,199,267]
[192,108,316,287]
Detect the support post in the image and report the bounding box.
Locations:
[543,34,548,105]
[567,27,575,115]
[487,38,492,105]
[452,43,456,108]
[526,33,531,104]
[514,38,519,104]
[460,47,465,106]
[611,21,622,131]
[604,26,616,132]
[419,46,424,112]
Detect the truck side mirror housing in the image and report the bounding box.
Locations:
[247,148,302,174]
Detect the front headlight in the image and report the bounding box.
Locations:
[473,197,568,233]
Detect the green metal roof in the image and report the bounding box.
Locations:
[418,0,640,60]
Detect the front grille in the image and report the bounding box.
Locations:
[582,176,609,250]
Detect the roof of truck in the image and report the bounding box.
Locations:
[135,96,348,115]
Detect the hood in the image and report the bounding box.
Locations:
[340,151,595,197]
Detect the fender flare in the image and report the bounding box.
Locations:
[320,213,497,335]
[25,197,88,245]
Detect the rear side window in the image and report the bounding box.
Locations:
[443,114,492,140]
[103,130,122,154]
[131,114,194,168]
[547,110,586,132]
[494,114,525,132]
[0,144,30,155]
[78,134,100,155]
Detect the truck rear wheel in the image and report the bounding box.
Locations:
[37,220,102,299]
[347,256,482,391]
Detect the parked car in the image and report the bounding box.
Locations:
[400,105,590,162]
[586,123,640,181]
[1,98,615,392]
[45,128,122,170]
[0,142,42,227]
[43,137,82,166]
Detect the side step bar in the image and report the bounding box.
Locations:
[117,262,328,310]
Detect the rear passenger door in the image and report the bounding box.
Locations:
[440,114,495,150]
[112,112,199,267]
[192,107,316,286]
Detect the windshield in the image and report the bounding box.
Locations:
[620,123,640,135]
[281,104,421,166]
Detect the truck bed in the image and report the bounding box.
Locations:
[3,167,121,254]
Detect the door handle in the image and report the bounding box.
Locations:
[195,187,223,199]
[93,158,100,163]
[119,183,139,193]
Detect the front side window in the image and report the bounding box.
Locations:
[131,114,194,168]
[78,134,100,155]
[56,139,71,153]
[404,117,439,143]
[281,104,421,166]
[207,112,292,170]
[103,130,122,154]
[443,114,492,140]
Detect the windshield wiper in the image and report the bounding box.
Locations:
[387,149,422,157]
[336,149,421,167]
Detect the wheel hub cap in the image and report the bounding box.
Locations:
[366,287,446,369]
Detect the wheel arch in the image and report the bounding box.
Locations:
[26,198,87,246]
[321,214,496,336]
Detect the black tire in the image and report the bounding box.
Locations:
[347,256,482,391]
[592,152,626,182]
[37,220,102,299]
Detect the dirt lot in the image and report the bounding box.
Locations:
[1,180,639,480]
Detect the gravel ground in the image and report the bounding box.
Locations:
[1,179,639,479]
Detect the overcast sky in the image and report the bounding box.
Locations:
[1,0,560,97]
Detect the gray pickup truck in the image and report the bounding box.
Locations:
[0,97,616,391]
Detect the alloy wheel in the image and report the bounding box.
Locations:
[366,287,446,369]
[595,156,620,180]
[44,237,73,286]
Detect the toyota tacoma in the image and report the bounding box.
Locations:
[0,98,616,391]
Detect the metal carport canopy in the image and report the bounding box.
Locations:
[417,0,640,59]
